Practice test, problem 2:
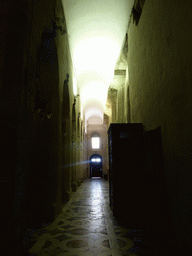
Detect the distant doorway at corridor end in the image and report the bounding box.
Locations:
[90,154,103,178]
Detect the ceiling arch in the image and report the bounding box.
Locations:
[62,0,134,124]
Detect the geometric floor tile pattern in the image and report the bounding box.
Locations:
[27,178,186,256]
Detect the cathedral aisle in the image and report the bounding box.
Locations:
[27,178,184,256]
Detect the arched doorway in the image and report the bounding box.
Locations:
[90,154,103,178]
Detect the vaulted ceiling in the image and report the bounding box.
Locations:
[62,0,134,124]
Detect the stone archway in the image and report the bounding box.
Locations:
[90,154,103,178]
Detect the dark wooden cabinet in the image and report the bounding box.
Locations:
[108,123,146,228]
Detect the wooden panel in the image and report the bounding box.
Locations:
[108,123,145,228]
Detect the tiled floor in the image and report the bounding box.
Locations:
[27,178,185,256]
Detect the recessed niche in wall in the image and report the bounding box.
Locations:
[132,0,146,26]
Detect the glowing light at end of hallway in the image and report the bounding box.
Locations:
[91,158,101,162]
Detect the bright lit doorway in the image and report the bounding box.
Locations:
[90,154,103,178]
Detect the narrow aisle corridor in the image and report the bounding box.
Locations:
[27,178,183,256]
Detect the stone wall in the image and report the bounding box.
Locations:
[127,0,192,247]
[106,0,192,248]
[0,1,84,255]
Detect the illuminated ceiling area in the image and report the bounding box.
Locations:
[63,0,134,124]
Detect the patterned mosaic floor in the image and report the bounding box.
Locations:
[26,178,185,256]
